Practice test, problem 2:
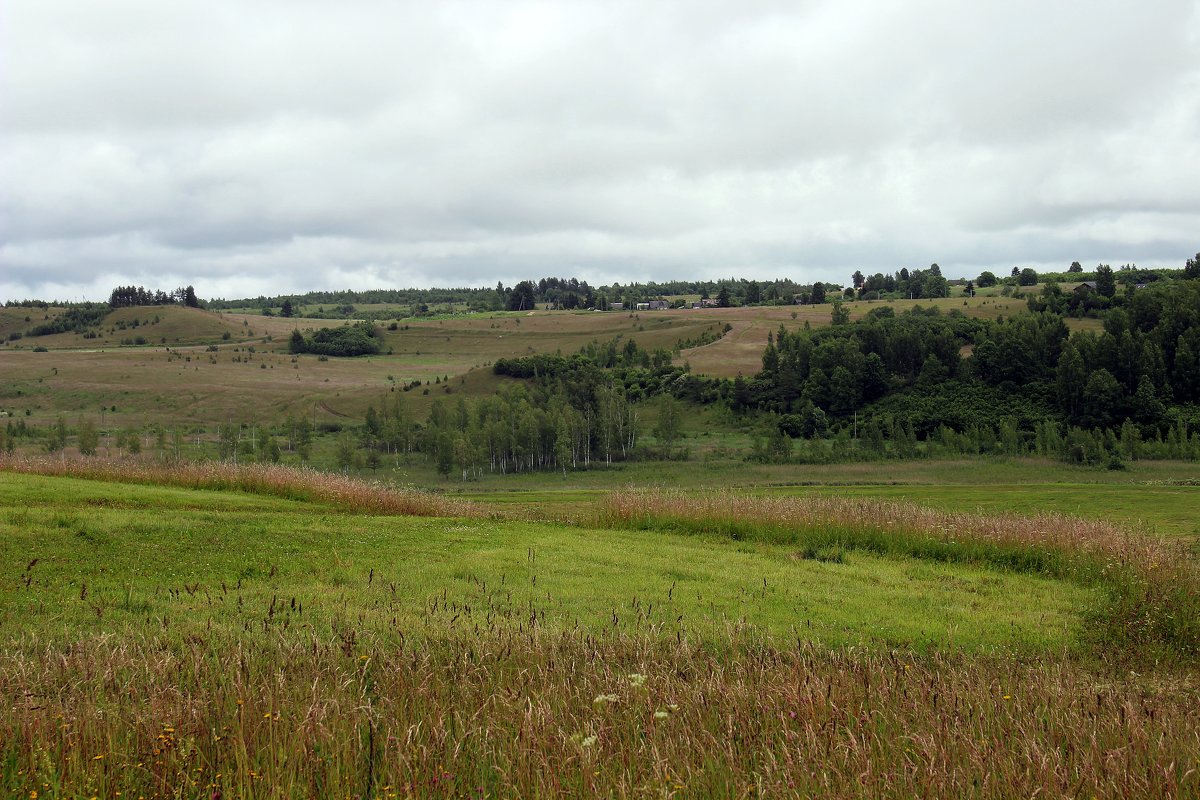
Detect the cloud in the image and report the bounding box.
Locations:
[2,0,1199,301]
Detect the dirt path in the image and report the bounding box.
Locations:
[318,401,352,418]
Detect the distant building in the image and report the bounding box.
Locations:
[636,302,650,311]
[1074,282,1098,293]
[647,300,668,310]
[610,302,624,311]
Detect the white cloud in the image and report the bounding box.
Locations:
[2,0,1198,301]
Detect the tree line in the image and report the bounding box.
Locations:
[108,285,200,308]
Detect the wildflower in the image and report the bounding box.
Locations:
[593,693,620,704]
[654,711,669,719]
[581,735,597,747]
[626,673,647,688]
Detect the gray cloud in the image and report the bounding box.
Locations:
[2,0,1199,301]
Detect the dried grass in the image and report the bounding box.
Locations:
[2,632,1197,799]
[0,455,486,519]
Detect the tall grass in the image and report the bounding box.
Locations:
[597,490,1200,661]
[0,455,485,518]
[2,631,1197,799]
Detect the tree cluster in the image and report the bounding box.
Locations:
[743,276,1200,442]
[287,323,381,357]
[852,264,950,301]
[26,304,109,337]
[415,383,641,478]
[108,285,200,308]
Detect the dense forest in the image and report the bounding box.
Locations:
[740,279,1199,460]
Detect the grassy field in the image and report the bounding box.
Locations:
[2,461,1198,798]
[0,472,1088,651]
[440,457,1200,540]
[0,305,720,427]
[0,290,1092,427]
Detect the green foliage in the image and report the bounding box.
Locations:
[27,304,108,337]
[77,418,99,456]
[287,322,381,356]
[653,394,683,451]
[830,300,850,326]
[1186,252,1200,280]
[1095,264,1116,298]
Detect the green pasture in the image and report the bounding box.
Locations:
[777,482,1200,541]
[0,473,1089,653]
[446,458,1200,539]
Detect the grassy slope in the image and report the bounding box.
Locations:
[0,289,1096,429]
[0,473,1088,652]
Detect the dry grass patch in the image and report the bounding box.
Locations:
[0,456,485,519]
[2,632,1197,799]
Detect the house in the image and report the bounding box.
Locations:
[610,302,624,311]
[1073,282,1098,293]
[636,302,650,311]
[647,300,668,310]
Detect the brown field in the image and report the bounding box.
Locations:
[0,294,1108,426]
[0,306,716,427]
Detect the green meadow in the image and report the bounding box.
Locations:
[1,473,1088,652]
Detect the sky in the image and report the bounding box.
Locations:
[2,1,1199,302]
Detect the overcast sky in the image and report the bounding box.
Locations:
[2,1,1199,301]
